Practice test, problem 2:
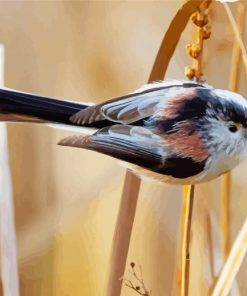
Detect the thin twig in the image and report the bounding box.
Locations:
[123,262,151,296]
[139,265,148,292]
[124,280,144,296]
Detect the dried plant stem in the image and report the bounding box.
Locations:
[182,8,205,293]
[220,174,231,260]
[194,23,204,81]
[149,0,205,81]
[106,170,140,296]
[185,1,212,81]
[193,2,212,82]
[179,185,195,296]
[212,218,247,296]
[220,2,245,261]
[123,262,151,296]
[179,2,212,295]
[224,2,247,78]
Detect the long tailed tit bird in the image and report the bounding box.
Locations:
[0,80,246,185]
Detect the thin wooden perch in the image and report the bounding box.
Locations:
[179,186,195,296]
[220,173,231,260]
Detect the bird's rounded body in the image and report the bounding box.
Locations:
[0,80,247,185]
[119,144,244,185]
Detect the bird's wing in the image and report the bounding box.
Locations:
[58,124,206,179]
[59,125,167,171]
[70,80,208,125]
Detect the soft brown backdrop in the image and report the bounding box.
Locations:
[0,1,246,295]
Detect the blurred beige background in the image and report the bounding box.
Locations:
[0,1,246,295]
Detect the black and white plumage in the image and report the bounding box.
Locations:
[0,80,246,184]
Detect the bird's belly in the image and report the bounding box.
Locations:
[119,153,241,185]
[201,153,241,182]
[119,161,205,184]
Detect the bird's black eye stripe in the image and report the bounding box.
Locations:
[228,124,238,133]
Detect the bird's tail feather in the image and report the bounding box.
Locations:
[0,88,89,125]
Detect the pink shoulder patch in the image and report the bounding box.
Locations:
[164,120,208,162]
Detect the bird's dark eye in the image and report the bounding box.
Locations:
[228,123,239,133]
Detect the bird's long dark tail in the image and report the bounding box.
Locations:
[0,88,89,126]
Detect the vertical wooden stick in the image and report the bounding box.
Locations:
[220,174,231,260]
[220,1,245,262]
[106,170,140,296]
[0,45,19,296]
[179,186,195,296]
